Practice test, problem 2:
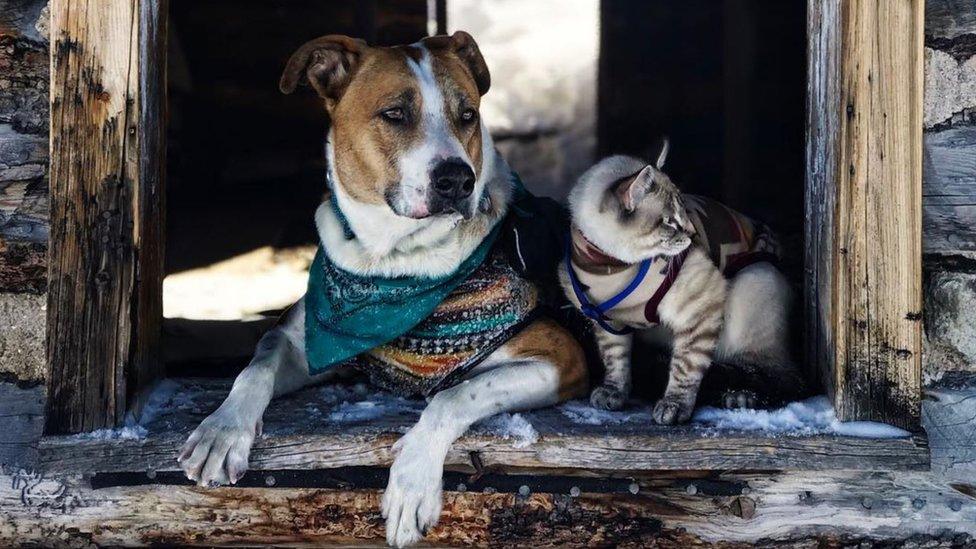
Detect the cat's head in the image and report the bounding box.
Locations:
[568,143,695,263]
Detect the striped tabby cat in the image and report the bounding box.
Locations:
[561,143,802,424]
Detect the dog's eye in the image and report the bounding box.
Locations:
[460,108,478,123]
[381,108,405,122]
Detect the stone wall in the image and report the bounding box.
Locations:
[923,0,976,383]
[0,0,48,384]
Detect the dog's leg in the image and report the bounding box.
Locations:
[382,319,586,548]
[178,298,331,486]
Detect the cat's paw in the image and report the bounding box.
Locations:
[652,394,695,425]
[721,389,759,410]
[590,385,627,410]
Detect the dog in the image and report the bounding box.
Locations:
[176,32,588,548]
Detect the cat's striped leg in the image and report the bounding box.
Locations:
[589,326,633,410]
[654,306,723,425]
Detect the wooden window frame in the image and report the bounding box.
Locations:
[42,0,926,469]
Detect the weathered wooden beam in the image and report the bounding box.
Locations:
[37,379,930,474]
[923,126,976,253]
[1,466,972,547]
[806,0,924,430]
[46,0,166,434]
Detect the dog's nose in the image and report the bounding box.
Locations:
[431,158,475,200]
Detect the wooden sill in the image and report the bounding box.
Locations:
[38,378,929,474]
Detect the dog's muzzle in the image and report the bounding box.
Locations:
[429,158,475,218]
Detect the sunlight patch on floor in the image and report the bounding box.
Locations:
[163,245,314,320]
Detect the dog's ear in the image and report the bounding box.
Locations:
[279,35,367,105]
[425,31,491,96]
[615,166,657,212]
[450,31,491,96]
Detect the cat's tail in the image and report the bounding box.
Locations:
[698,360,813,409]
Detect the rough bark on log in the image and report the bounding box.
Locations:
[0,466,972,547]
[0,1,50,294]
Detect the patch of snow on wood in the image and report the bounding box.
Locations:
[476,413,539,448]
[557,400,655,425]
[692,396,911,438]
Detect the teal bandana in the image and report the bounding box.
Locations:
[304,186,510,375]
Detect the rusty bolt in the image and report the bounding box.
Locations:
[729,496,757,520]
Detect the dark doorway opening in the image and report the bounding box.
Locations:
[599,0,807,278]
[163,0,429,376]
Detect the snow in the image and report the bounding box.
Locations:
[306,383,424,427]
[476,413,540,448]
[556,395,910,438]
[74,379,184,441]
[691,396,911,438]
[557,400,654,425]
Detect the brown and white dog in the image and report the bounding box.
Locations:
[176,32,587,547]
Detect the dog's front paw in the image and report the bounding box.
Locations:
[590,384,627,410]
[652,393,696,425]
[382,429,444,548]
[177,407,260,487]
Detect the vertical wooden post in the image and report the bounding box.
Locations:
[806,0,923,430]
[47,0,166,434]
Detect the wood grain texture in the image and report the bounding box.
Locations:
[38,379,930,473]
[46,0,165,434]
[0,383,44,467]
[923,126,976,253]
[807,0,924,430]
[805,0,842,399]
[926,0,976,38]
[0,466,972,547]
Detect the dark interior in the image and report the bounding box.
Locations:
[165,0,429,275]
[599,0,807,278]
[165,0,809,382]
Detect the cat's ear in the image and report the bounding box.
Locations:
[655,138,670,169]
[616,165,657,212]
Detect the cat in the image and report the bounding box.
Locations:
[560,142,804,424]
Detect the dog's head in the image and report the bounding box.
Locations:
[281,32,491,220]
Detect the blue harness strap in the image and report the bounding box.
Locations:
[564,237,651,335]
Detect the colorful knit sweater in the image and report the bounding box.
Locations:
[350,249,538,397]
[568,195,779,330]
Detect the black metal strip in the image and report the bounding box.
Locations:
[91,466,644,495]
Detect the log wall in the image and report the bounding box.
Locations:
[0,1,49,387]
[922,0,976,382]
